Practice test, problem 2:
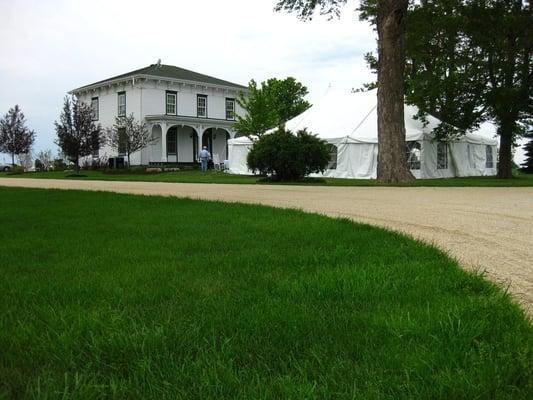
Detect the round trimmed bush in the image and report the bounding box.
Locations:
[247,128,330,181]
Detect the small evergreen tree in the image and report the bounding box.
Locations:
[521,137,533,173]
[55,96,103,175]
[0,105,35,166]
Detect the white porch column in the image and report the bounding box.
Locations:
[161,122,167,162]
[229,129,236,139]
[197,125,205,154]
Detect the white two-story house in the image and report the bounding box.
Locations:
[71,62,247,165]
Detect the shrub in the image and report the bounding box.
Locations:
[91,156,109,171]
[247,128,330,181]
[6,165,25,175]
[53,159,67,171]
[34,159,44,171]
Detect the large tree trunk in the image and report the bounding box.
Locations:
[497,120,515,179]
[11,152,15,166]
[376,0,414,183]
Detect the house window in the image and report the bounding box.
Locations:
[437,142,448,169]
[166,91,177,115]
[225,98,235,120]
[118,128,127,156]
[167,128,177,155]
[485,145,494,168]
[91,130,100,157]
[117,92,126,117]
[197,95,207,118]
[406,141,421,170]
[91,97,99,121]
[327,144,337,169]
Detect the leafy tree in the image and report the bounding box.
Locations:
[105,113,154,167]
[404,0,486,136]
[55,96,103,175]
[275,0,415,183]
[0,105,35,166]
[247,127,330,180]
[402,0,532,178]
[521,136,533,172]
[234,77,311,137]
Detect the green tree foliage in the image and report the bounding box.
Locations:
[403,0,532,178]
[0,105,35,166]
[55,96,103,175]
[234,78,310,137]
[247,128,330,180]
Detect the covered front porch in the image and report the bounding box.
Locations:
[142,115,236,165]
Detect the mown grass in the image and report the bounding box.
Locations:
[0,187,531,399]
[1,169,533,186]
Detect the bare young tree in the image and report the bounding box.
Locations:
[105,114,155,167]
[36,149,54,171]
[0,105,36,166]
[55,96,103,175]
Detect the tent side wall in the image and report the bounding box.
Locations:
[311,139,378,179]
[421,140,498,178]
[227,140,254,175]
[420,140,456,179]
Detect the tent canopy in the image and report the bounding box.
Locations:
[281,88,497,145]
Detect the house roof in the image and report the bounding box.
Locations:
[72,63,248,92]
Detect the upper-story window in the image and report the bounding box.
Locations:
[91,97,99,121]
[117,92,126,117]
[166,91,177,115]
[197,95,207,118]
[225,98,235,120]
[437,142,448,169]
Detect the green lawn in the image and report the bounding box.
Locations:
[2,169,533,186]
[0,187,531,399]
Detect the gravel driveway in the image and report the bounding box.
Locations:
[2,178,532,314]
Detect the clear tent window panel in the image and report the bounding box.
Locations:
[437,142,448,169]
[327,145,338,169]
[406,141,421,170]
[485,145,494,168]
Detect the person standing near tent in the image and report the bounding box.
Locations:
[199,146,211,172]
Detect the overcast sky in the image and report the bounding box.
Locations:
[0,0,526,164]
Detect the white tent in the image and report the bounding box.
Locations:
[227,88,498,179]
